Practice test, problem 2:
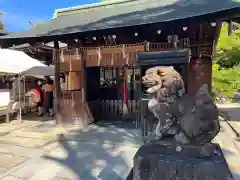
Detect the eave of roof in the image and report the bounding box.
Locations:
[9,42,67,50]
[0,0,240,41]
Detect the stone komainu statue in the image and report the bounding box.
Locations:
[142,66,220,145]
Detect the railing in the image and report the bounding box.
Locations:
[149,39,190,51]
[89,99,141,122]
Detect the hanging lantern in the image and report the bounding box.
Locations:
[211,22,216,27]
[182,26,187,31]
[157,30,161,34]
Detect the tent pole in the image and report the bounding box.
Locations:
[18,74,22,123]
[23,76,26,108]
[54,41,61,124]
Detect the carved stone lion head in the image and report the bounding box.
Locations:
[142,66,164,88]
[142,66,185,96]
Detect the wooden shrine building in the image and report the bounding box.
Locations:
[0,0,240,126]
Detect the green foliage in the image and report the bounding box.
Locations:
[212,23,240,98]
[214,23,240,68]
[0,12,4,30]
[0,72,8,75]
[0,12,4,31]
[212,64,240,97]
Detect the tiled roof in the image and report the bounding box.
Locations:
[0,0,240,40]
[53,0,125,18]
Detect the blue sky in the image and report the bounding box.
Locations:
[0,0,99,32]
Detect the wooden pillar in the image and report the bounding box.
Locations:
[187,58,197,96]
[187,56,213,96]
[213,21,222,54]
[116,68,120,99]
[81,52,86,105]
[54,41,62,124]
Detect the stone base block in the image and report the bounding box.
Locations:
[132,142,233,180]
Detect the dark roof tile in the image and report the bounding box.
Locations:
[1,0,240,40]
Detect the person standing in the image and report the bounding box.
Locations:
[42,76,55,117]
[33,79,44,116]
[60,73,66,91]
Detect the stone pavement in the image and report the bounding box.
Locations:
[217,103,240,121]
[0,118,142,180]
[0,115,240,179]
[213,120,240,179]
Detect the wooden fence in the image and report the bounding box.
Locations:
[88,99,158,136]
[89,100,141,123]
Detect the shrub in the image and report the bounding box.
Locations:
[212,64,240,97]
[214,23,240,68]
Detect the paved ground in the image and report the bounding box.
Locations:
[217,103,240,121]
[0,117,141,180]
[0,111,240,179]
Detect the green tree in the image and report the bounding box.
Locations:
[214,23,240,68]
[0,12,4,31]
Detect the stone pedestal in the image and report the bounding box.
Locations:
[132,142,233,180]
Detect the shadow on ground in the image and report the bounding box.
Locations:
[22,113,55,122]
[39,120,239,180]
[41,121,141,180]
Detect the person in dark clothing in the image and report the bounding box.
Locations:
[42,76,55,117]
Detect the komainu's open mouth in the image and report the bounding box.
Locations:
[146,84,163,94]
[143,81,157,88]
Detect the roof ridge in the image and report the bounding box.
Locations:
[53,0,137,18]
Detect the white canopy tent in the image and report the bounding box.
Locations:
[21,65,55,77]
[0,49,54,76]
[0,48,55,122]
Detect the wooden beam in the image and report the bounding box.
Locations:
[54,41,62,124]
[61,39,80,48]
